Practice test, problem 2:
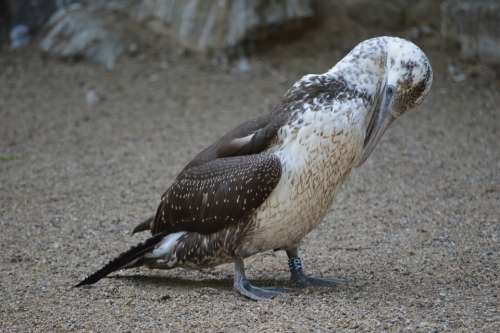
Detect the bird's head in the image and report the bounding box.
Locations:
[338,37,433,165]
[384,38,433,113]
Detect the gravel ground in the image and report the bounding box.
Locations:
[1,32,499,332]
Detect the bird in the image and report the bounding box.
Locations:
[75,36,433,300]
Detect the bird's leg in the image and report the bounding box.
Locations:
[286,248,348,288]
[233,258,284,301]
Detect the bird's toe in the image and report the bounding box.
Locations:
[234,280,285,301]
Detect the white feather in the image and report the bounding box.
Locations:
[240,100,366,254]
[146,232,186,259]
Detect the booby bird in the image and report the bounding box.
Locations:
[76,36,433,300]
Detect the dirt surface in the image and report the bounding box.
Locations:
[1,29,499,332]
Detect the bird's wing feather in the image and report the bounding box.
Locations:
[183,114,272,169]
[184,112,288,168]
[151,153,281,235]
[132,113,287,235]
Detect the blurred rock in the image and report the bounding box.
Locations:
[442,0,500,65]
[5,0,79,48]
[466,63,498,81]
[447,63,467,82]
[313,1,366,51]
[403,0,443,28]
[341,0,442,34]
[7,0,60,29]
[9,24,31,49]
[85,89,99,108]
[39,6,124,70]
[236,57,251,73]
[404,25,435,41]
[344,0,411,30]
[126,0,314,52]
[126,42,139,57]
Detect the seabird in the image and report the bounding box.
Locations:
[75,36,433,300]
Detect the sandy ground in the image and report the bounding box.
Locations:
[1,29,499,332]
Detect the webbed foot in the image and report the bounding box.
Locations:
[233,258,285,301]
[287,249,349,289]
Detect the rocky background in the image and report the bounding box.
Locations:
[1,1,499,332]
[1,0,500,72]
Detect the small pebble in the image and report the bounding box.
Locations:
[85,89,99,108]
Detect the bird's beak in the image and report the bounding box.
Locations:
[357,83,396,166]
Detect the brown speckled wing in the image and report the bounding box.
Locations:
[151,153,281,235]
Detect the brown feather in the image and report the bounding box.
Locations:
[151,154,281,235]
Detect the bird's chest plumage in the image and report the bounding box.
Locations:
[238,107,364,255]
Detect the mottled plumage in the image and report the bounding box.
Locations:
[76,37,433,300]
[152,154,281,235]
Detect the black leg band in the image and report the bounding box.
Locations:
[288,256,303,273]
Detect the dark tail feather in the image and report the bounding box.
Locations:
[131,216,154,235]
[74,232,166,287]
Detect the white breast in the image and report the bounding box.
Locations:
[239,101,366,255]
